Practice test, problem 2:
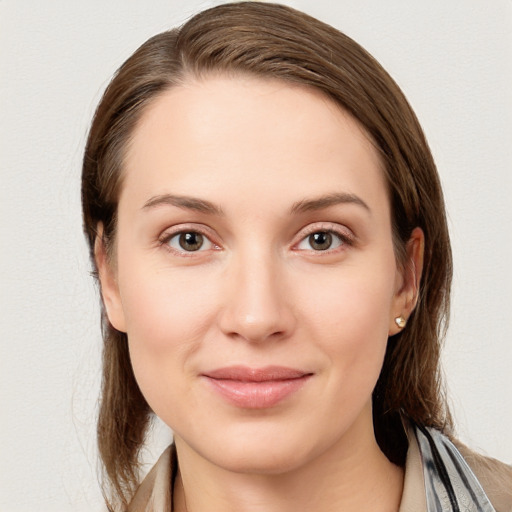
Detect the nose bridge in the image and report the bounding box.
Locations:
[219,243,294,342]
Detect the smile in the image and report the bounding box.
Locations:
[201,366,313,409]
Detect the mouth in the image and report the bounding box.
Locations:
[201,366,313,409]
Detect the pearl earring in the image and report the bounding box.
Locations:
[395,316,406,328]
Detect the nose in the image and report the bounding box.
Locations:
[217,251,296,343]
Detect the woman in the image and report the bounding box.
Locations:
[82,2,512,511]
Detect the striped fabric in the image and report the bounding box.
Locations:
[416,425,496,512]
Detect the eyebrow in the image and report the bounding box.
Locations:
[290,192,370,214]
[142,191,369,216]
[142,194,224,215]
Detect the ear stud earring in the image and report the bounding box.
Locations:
[394,316,406,329]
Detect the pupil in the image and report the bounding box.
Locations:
[310,232,332,251]
[179,232,203,251]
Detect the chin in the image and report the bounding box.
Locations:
[182,420,339,476]
[171,390,375,477]
[208,441,314,475]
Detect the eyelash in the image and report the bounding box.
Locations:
[293,224,354,253]
[158,225,220,256]
[158,223,354,256]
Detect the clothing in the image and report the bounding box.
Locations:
[128,426,512,512]
[401,426,512,511]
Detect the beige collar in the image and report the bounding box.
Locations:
[399,424,427,512]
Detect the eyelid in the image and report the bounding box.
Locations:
[158,223,221,255]
[292,222,355,251]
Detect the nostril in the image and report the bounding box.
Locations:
[218,303,296,343]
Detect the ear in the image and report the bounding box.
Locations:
[389,227,424,336]
[94,224,127,333]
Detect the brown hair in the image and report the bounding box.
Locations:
[82,2,452,509]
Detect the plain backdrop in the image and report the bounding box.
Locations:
[1,1,511,510]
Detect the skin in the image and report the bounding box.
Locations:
[96,76,423,512]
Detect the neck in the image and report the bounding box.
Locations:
[173,410,404,512]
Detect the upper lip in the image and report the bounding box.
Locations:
[202,365,312,382]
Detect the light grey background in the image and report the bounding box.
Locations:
[1,1,511,510]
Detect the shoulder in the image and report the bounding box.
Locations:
[454,440,512,512]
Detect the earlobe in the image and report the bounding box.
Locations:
[94,224,127,333]
[389,227,424,336]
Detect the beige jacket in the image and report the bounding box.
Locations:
[128,433,512,512]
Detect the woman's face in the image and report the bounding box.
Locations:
[98,76,418,474]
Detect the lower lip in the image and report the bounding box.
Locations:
[203,375,311,409]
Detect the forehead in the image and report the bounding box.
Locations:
[121,75,387,215]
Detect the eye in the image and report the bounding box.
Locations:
[296,230,346,251]
[165,231,214,252]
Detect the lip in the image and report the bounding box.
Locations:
[201,365,313,409]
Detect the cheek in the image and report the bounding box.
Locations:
[301,260,396,335]
[119,261,219,347]
[116,260,221,406]
[296,258,396,385]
